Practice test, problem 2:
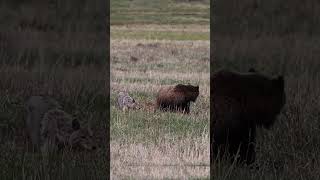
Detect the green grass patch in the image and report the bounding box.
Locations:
[111,0,209,25]
[111,30,209,41]
[111,107,208,142]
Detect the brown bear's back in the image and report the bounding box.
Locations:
[212,69,285,127]
[212,70,275,98]
[155,84,199,113]
[156,86,185,106]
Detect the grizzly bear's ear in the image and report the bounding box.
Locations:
[248,68,256,73]
[274,76,284,91]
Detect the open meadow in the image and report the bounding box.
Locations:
[110,0,210,179]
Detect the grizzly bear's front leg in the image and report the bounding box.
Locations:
[182,103,190,113]
[238,126,256,165]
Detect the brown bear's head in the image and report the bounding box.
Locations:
[175,84,200,102]
[190,85,199,102]
[250,74,286,128]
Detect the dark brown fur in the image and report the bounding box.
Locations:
[155,84,199,114]
[211,68,286,165]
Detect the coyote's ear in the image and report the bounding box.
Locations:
[72,118,81,130]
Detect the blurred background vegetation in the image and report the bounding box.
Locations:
[213,0,320,36]
[0,0,108,67]
[0,0,109,179]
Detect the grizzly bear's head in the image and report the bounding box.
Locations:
[175,84,199,102]
[246,70,286,128]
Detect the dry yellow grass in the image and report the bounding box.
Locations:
[111,135,209,179]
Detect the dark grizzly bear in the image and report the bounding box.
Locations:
[155,84,199,114]
[211,68,286,165]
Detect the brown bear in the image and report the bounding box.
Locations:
[155,84,199,114]
[211,68,286,165]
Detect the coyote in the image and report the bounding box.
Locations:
[40,109,96,153]
[26,96,96,153]
[117,91,138,111]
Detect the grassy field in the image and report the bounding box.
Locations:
[111,0,209,41]
[212,0,320,179]
[111,0,209,25]
[111,0,210,179]
[0,0,109,179]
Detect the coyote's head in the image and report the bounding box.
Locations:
[68,119,97,151]
[118,91,138,110]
